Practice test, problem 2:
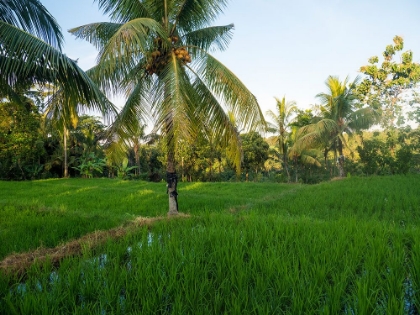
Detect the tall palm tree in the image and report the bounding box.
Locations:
[0,0,111,112]
[296,76,377,177]
[42,82,115,178]
[266,96,297,182]
[70,0,266,214]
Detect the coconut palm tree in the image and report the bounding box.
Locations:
[70,0,266,214]
[266,96,298,182]
[296,76,378,177]
[0,0,111,112]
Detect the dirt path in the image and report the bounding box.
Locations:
[1,214,189,277]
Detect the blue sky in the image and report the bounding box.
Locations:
[42,0,420,114]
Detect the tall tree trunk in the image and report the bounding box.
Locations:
[282,144,290,183]
[165,108,178,215]
[134,143,140,176]
[337,138,345,177]
[167,149,178,215]
[324,147,329,177]
[63,126,68,178]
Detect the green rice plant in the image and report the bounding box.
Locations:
[1,214,419,314]
[1,175,420,314]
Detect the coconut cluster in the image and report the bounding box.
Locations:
[145,36,191,75]
[174,47,191,64]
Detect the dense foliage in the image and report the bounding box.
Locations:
[0,103,419,182]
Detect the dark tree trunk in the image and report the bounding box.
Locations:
[63,127,68,178]
[134,143,140,176]
[337,138,345,177]
[165,108,178,215]
[167,150,178,215]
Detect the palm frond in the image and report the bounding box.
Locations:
[96,18,168,65]
[300,153,321,167]
[265,109,279,127]
[0,0,63,48]
[172,0,229,32]
[94,0,151,23]
[0,23,115,118]
[110,72,152,138]
[184,24,234,52]
[193,51,266,132]
[69,22,123,51]
[187,66,242,172]
[151,53,196,148]
[347,107,380,130]
[294,118,338,151]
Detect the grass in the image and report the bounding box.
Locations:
[1,175,420,314]
[0,179,297,260]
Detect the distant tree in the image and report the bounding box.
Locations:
[357,35,420,128]
[357,138,387,175]
[0,97,44,179]
[296,76,378,177]
[266,96,298,182]
[292,109,315,128]
[241,132,269,181]
[288,128,321,183]
[357,127,417,175]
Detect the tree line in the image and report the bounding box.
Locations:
[1,99,419,184]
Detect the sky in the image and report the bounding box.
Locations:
[42,0,420,116]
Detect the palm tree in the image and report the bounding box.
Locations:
[42,82,115,178]
[0,0,111,112]
[296,76,378,177]
[266,96,297,182]
[70,0,265,214]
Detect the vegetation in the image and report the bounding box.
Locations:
[2,34,418,183]
[1,176,420,314]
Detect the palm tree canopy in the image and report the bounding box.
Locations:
[70,0,266,172]
[296,76,378,152]
[0,0,115,119]
[266,96,297,153]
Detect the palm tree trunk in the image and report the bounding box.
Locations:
[63,126,68,178]
[337,138,345,177]
[167,149,178,215]
[283,151,290,183]
[165,108,178,215]
[323,147,329,177]
[294,157,299,183]
[134,144,140,176]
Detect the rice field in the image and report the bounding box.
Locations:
[1,175,420,314]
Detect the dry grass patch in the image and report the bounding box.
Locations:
[0,213,190,277]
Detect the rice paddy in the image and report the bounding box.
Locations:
[1,175,420,314]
